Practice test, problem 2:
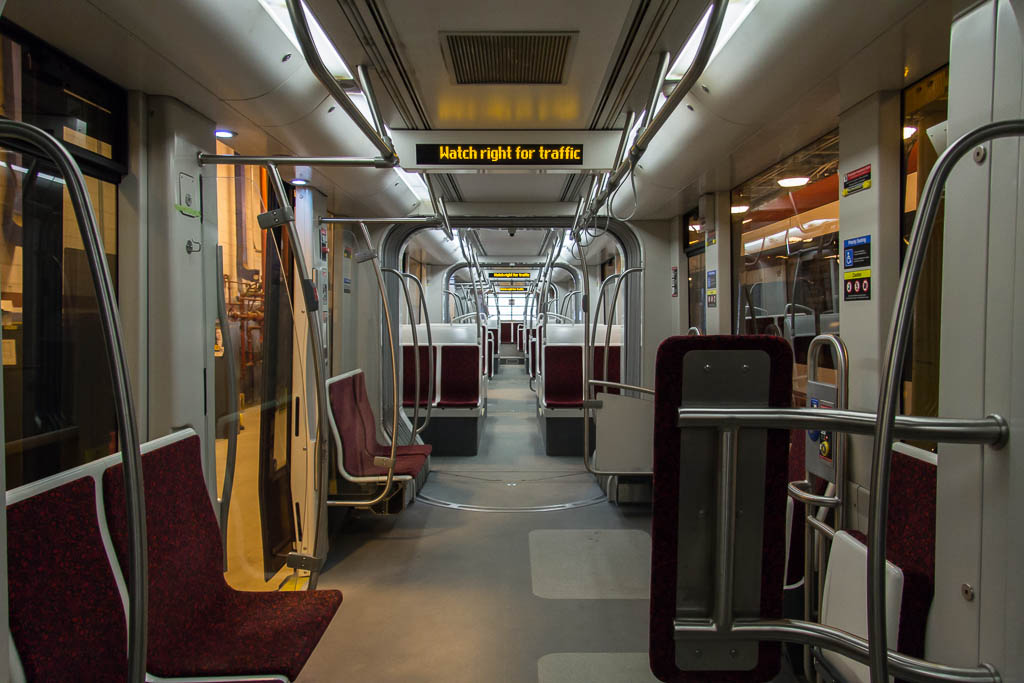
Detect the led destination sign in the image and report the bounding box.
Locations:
[489,272,532,279]
[417,144,583,166]
[499,287,528,292]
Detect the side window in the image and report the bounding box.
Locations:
[0,22,126,488]
[731,131,840,399]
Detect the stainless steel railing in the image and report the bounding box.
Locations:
[0,120,149,682]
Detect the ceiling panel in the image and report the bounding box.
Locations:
[474,228,551,256]
[452,174,568,202]
[379,0,633,129]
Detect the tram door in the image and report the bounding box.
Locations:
[208,155,314,589]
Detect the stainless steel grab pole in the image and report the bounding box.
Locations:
[403,273,434,434]
[602,267,643,390]
[867,118,1024,683]
[676,407,1007,446]
[198,154,391,167]
[807,334,849,530]
[0,120,148,682]
[284,0,397,161]
[383,269,419,446]
[590,273,620,348]
[266,163,331,587]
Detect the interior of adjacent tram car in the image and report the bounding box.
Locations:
[0,0,1022,682]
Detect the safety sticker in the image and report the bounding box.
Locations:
[843,269,871,301]
[842,164,871,196]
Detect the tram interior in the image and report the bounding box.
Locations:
[0,0,1022,682]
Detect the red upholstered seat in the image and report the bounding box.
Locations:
[438,345,480,407]
[330,374,429,477]
[650,335,792,682]
[402,345,435,407]
[543,345,583,407]
[8,476,128,681]
[592,345,621,395]
[501,321,513,343]
[847,450,935,670]
[103,436,342,681]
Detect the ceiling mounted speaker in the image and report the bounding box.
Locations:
[441,32,576,85]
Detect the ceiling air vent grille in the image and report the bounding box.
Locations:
[442,32,575,85]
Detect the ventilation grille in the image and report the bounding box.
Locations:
[443,32,574,85]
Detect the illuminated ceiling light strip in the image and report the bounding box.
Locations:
[666,0,760,81]
[903,126,917,140]
[777,176,809,188]
[731,204,749,214]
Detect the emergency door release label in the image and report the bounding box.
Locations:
[416,144,583,166]
[844,269,871,301]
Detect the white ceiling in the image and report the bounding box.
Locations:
[377,0,634,130]
[474,228,550,257]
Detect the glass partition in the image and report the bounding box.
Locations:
[731,131,840,398]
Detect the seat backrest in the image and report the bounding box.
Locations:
[650,335,792,682]
[402,345,435,406]
[820,531,904,683]
[328,372,374,475]
[7,475,128,681]
[439,345,481,405]
[103,434,229,643]
[592,345,621,395]
[543,345,583,406]
[500,321,513,343]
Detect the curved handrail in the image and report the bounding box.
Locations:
[283,0,397,162]
[686,326,702,336]
[324,223,399,507]
[0,120,148,682]
[383,269,419,446]
[403,273,434,434]
[603,267,643,388]
[868,118,1024,682]
[590,273,620,348]
[806,333,848,528]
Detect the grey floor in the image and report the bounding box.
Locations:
[298,365,657,683]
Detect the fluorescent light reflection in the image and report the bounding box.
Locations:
[903,126,917,140]
[256,0,353,80]
[777,176,809,188]
[666,0,760,81]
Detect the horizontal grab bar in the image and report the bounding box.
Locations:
[677,407,1008,448]
[588,379,655,396]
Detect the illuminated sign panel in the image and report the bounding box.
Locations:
[416,144,583,166]
[489,272,532,279]
[499,287,528,292]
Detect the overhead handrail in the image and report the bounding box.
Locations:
[582,0,727,224]
[215,246,240,572]
[403,273,434,434]
[602,267,643,389]
[588,379,654,396]
[283,0,396,162]
[383,268,420,446]
[686,326,702,336]
[867,118,1024,682]
[197,153,393,168]
[0,120,148,682]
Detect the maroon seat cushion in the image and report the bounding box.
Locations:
[439,345,480,407]
[353,372,432,458]
[544,345,583,407]
[650,335,792,682]
[848,450,935,669]
[8,476,128,681]
[593,345,621,395]
[501,321,513,343]
[402,345,435,407]
[103,436,342,680]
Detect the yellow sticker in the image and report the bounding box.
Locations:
[843,269,871,280]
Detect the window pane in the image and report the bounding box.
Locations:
[732,131,840,397]
[900,66,948,424]
[1,148,119,489]
[687,251,705,333]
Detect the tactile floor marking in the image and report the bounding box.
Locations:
[529,529,651,599]
[537,652,659,682]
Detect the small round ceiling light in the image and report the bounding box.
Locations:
[777,176,809,188]
[290,178,309,186]
[903,126,917,140]
[214,129,237,139]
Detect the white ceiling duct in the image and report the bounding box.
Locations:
[614,0,948,219]
[5,0,416,216]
